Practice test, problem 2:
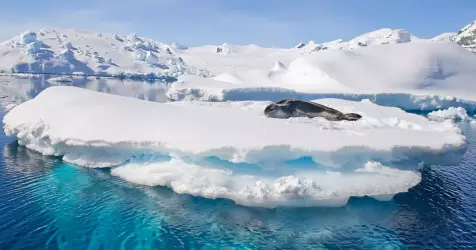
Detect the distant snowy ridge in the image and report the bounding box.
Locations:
[0,21,475,79]
[300,28,419,52]
[0,28,203,80]
[431,32,457,42]
[454,21,476,52]
[296,21,476,54]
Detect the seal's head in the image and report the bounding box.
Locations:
[264,103,291,118]
[343,113,362,121]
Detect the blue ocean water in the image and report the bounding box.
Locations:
[1,78,476,249]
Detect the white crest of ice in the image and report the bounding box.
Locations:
[171,42,188,50]
[427,107,470,122]
[21,31,37,44]
[349,28,417,48]
[431,32,457,42]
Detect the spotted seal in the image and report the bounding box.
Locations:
[264,99,362,121]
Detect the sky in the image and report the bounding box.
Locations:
[1,0,475,47]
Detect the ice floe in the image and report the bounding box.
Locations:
[3,87,467,207]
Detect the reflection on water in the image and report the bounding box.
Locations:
[0,76,169,109]
[0,111,476,249]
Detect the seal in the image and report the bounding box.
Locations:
[264,99,362,121]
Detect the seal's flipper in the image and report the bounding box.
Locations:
[343,113,362,121]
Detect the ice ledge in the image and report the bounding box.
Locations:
[167,85,476,114]
[3,86,466,168]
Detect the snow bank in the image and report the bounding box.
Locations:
[428,107,470,122]
[3,87,466,207]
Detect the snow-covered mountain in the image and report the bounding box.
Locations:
[350,28,418,45]
[298,28,419,52]
[0,21,475,80]
[0,28,192,80]
[430,32,457,42]
[296,22,476,54]
[454,21,476,52]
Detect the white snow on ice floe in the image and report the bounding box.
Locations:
[3,87,467,207]
[428,107,471,122]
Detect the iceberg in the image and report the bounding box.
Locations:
[3,87,466,207]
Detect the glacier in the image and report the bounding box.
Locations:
[3,87,467,207]
[168,42,476,113]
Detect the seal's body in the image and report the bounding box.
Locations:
[264,99,362,121]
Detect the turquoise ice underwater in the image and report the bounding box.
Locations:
[0,77,476,249]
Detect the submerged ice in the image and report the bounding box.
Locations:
[111,160,421,207]
[3,87,467,207]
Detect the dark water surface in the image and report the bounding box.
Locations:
[0,77,476,249]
